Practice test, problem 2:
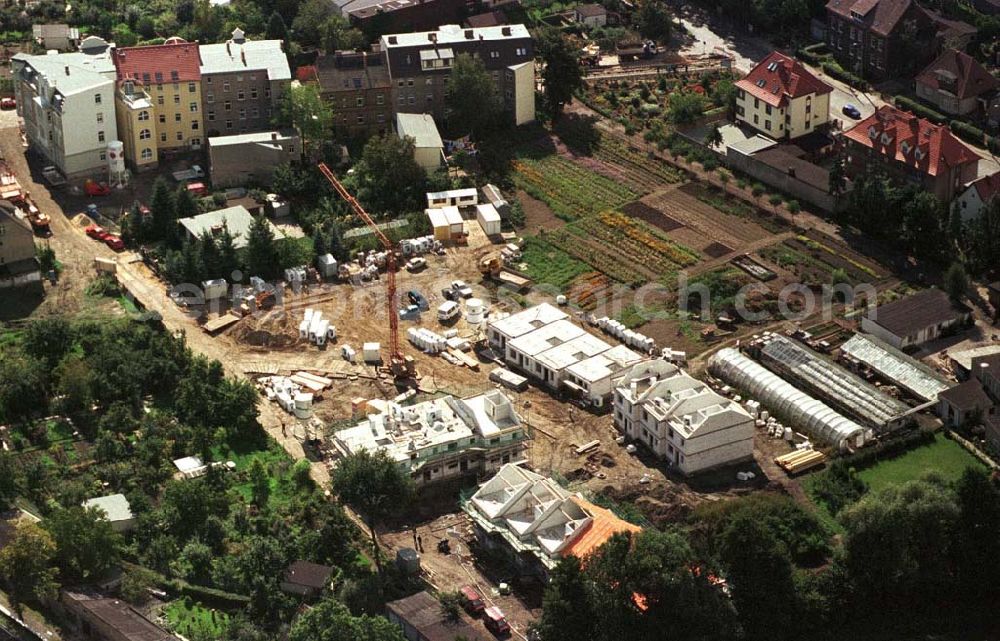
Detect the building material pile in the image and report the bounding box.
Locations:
[774,448,826,474]
[299,308,337,346]
[592,316,656,353]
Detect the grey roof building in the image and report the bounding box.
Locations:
[83,494,135,532]
[178,205,284,248]
[207,130,301,188]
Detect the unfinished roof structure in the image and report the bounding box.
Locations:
[709,348,867,449]
[463,464,640,571]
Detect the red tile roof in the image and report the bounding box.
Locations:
[843,105,979,177]
[825,0,916,37]
[735,51,833,108]
[562,498,642,559]
[915,49,999,101]
[113,40,201,83]
[971,172,1000,202]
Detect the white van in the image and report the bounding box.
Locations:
[437,301,461,322]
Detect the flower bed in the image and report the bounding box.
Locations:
[512,155,638,220]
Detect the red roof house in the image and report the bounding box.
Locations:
[735,51,833,139]
[112,39,202,83]
[842,105,979,202]
[915,49,1000,116]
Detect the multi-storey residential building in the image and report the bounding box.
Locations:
[113,39,204,169]
[11,36,118,177]
[0,200,41,290]
[735,51,833,140]
[199,29,291,138]
[315,51,392,137]
[331,390,527,486]
[381,24,535,127]
[335,0,471,35]
[825,0,974,80]
[843,105,979,202]
[612,361,754,475]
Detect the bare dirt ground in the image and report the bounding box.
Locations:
[516,189,564,233]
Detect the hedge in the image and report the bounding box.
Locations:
[893,96,948,125]
[820,62,868,91]
[950,120,986,146]
[798,49,823,65]
[165,580,251,610]
[836,428,936,471]
[989,136,1000,155]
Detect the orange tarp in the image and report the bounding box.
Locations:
[563,498,642,560]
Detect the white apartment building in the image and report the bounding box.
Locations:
[331,390,526,485]
[487,304,645,408]
[734,51,833,140]
[12,37,118,177]
[613,360,754,475]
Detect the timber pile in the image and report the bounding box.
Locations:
[774,449,826,475]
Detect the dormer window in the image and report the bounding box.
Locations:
[767,61,778,72]
[900,140,911,155]
[756,79,766,88]
[915,147,926,160]
[867,126,878,140]
[880,133,893,145]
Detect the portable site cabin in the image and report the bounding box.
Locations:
[426,206,465,241]
[202,278,227,300]
[316,254,338,278]
[476,203,502,236]
[426,188,478,210]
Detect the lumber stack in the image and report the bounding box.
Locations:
[775,449,826,474]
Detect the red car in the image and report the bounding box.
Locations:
[85,224,107,239]
[0,97,15,110]
[103,235,125,251]
[483,606,511,636]
[84,180,111,196]
[460,585,485,615]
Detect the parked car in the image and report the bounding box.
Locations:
[451,280,473,298]
[405,257,427,272]
[186,182,208,196]
[398,304,421,320]
[459,585,485,615]
[84,180,110,196]
[171,165,205,182]
[407,289,429,311]
[85,224,107,239]
[103,235,125,251]
[437,300,461,323]
[483,606,511,636]
[842,103,862,119]
[441,287,459,302]
[0,97,15,110]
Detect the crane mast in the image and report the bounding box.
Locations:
[318,162,412,379]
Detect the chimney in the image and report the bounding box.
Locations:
[465,29,473,39]
[226,41,230,54]
[272,132,277,140]
[64,65,69,75]
[241,49,246,66]
[787,167,796,178]
[501,26,511,36]
[388,35,397,45]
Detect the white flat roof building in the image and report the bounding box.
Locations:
[613,360,754,475]
[82,494,135,532]
[426,188,478,209]
[331,391,526,485]
[488,303,569,348]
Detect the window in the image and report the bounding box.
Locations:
[356,97,364,107]
[765,120,771,131]
[97,130,105,142]
[173,95,180,105]
[188,81,195,93]
[408,96,415,105]
[356,115,364,124]
[223,82,230,92]
[156,84,162,91]
[141,148,153,160]
[208,110,215,122]
[155,72,163,83]
[224,101,232,112]
[754,97,759,109]
[226,119,233,130]
[138,110,149,121]
[176,131,183,141]
[376,94,384,106]
[96,112,103,124]
[139,128,151,140]
[207,92,214,103]
[189,102,198,112]
[407,79,414,86]
[250,74,256,81]
[159,114,166,124]
[264,88,270,98]
[426,94,433,103]
[765,104,772,115]
[142,72,151,84]
[737,105,745,116]
[377,113,385,123]
[94,93,102,104]
[753,114,759,124]
[250,87,258,99]
[206,76,212,84]
[239,108,246,120]
[237,90,245,101]
[157,95,164,106]
[192,120,199,130]
[490,51,499,58]
[171,70,179,82]
[160,132,167,142]
[236,74,243,82]
[251,107,259,118]
[175,113,181,122]
[516,47,527,56]
[99,151,106,161]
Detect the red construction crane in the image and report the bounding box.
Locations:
[318,162,414,380]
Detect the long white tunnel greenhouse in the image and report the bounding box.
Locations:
[708,348,867,450]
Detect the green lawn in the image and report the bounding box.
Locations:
[856,432,986,493]
[164,600,229,638]
[520,236,592,290]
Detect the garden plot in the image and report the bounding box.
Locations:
[511,154,638,221]
[639,185,776,255]
[758,235,883,288]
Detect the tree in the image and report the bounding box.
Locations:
[900,189,944,258]
[320,14,365,53]
[150,177,177,241]
[719,513,799,641]
[0,521,59,613]
[330,450,414,575]
[711,78,737,116]
[667,91,707,125]
[23,317,73,369]
[291,0,335,47]
[538,29,583,121]
[266,11,289,43]
[445,53,502,139]
[175,185,199,222]
[246,215,280,279]
[953,469,1000,613]
[966,196,1000,274]
[355,135,428,216]
[944,262,969,302]
[705,123,723,148]
[120,566,157,604]
[54,355,95,416]
[636,0,672,42]
[312,227,329,258]
[0,452,22,510]
[278,83,334,157]
[289,597,406,641]
[439,591,462,622]
[248,458,271,508]
[828,156,847,196]
[810,460,867,515]
[43,506,122,583]
[0,350,48,423]
[174,539,215,584]
[537,556,595,641]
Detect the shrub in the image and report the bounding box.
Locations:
[893,96,948,124]
[751,184,765,197]
[820,62,867,90]
[949,120,986,146]
[768,194,783,206]
[787,200,801,213]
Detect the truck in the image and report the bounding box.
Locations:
[172,165,205,182]
[479,255,532,291]
[41,166,67,187]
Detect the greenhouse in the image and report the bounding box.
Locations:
[839,333,951,403]
[709,348,867,450]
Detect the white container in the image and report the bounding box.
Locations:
[298,319,310,339]
[443,329,458,339]
[293,393,313,419]
[303,309,315,324]
[363,342,381,362]
[202,278,227,300]
[315,320,329,345]
[466,298,485,324]
[327,325,337,340]
[784,427,793,441]
[342,345,356,362]
[556,294,567,306]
